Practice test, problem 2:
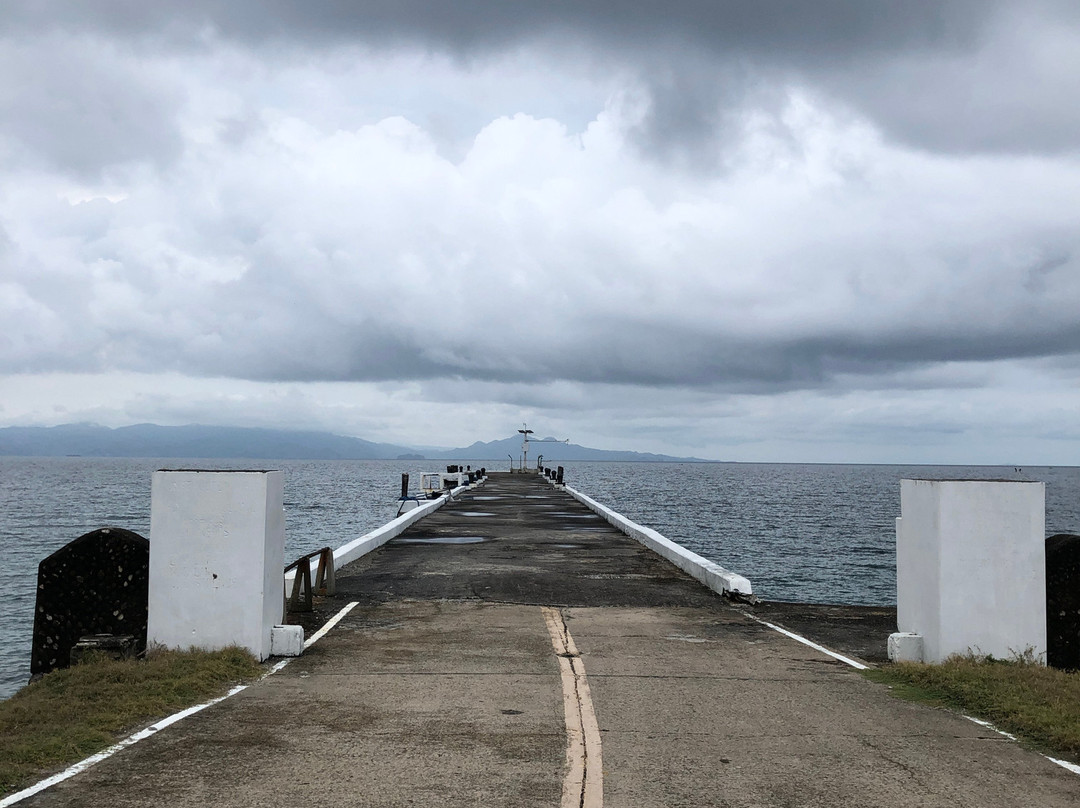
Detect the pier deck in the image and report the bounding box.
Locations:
[22,473,1080,807]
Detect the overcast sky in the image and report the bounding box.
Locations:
[1,1,1079,463]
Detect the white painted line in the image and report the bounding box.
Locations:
[751,617,1080,777]
[0,681,248,807]
[748,616,870,670]
[1046,757,1080,776]
[267,659,292,674]
[963,715,1080,777]
[304,601,359,649]
[2,602,360,806]
[964,714,1018,741]
[542,607,602,808]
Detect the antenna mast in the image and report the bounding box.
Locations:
[517,423,569,470]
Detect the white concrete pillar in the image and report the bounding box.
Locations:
[148,470,285,661]
[894,479,1046,664]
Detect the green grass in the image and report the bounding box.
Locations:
[865,653,1080,762]
[0,647,263,795]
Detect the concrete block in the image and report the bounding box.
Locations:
[888,632,924,663]
[270,624,304,657]
[896,479,1045,664]
[149,470,285,661]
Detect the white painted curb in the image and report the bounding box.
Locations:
[285,480,482,589]
[560,482,753,597]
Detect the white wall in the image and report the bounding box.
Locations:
[562,483,752,597]
[896,479,1045,663]
[148,470,285,661]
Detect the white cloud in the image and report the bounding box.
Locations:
[1,12,1079,462]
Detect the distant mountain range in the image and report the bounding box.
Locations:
[441,435,705,462]
[0,423,708,462]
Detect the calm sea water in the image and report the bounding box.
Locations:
[1,457,1077,700]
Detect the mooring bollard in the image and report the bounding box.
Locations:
[556,466,564,484]
[400,473,410,499]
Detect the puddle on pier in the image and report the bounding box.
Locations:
[393,536,487,545]
[471,496,504,501]
[457,511,495,517]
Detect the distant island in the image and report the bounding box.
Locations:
[0,423,710,462]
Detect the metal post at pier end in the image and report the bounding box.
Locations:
[518,425,535,470]
[400,473,409,499]
[517,423,570,472]
[508,454,513,472]
[537,454,543,471]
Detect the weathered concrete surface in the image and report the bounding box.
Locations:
[19,472,1080,807]
[571,606,1077,807]
[25,601,566,808]
[749,601,897,664]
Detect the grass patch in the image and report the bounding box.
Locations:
[865,653,1080,762]
[0,647,263,795]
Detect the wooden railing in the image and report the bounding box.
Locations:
[284,547,335,612]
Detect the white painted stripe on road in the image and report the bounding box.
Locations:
[748,616,870,670]
[542,607,603,808]
[753,620,1080,777]
[304,601,359,649]
[0,682,249,807]
[964,715,1080,777]
[964,714,1018,741]
[2,602,361,806]
[1046,757,1080,776]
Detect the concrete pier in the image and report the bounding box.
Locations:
[18,473,1080,807]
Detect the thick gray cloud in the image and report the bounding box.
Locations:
[2,1,991,53]
[1,2,1079,461]
[5,0,1076,159]
[0,35,185,177]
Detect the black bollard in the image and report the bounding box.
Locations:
[556,466,564,484]
[400,473,410,499]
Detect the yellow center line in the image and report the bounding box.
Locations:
[542,606,603,808]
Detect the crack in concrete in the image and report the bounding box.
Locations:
[542,606,603,808]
